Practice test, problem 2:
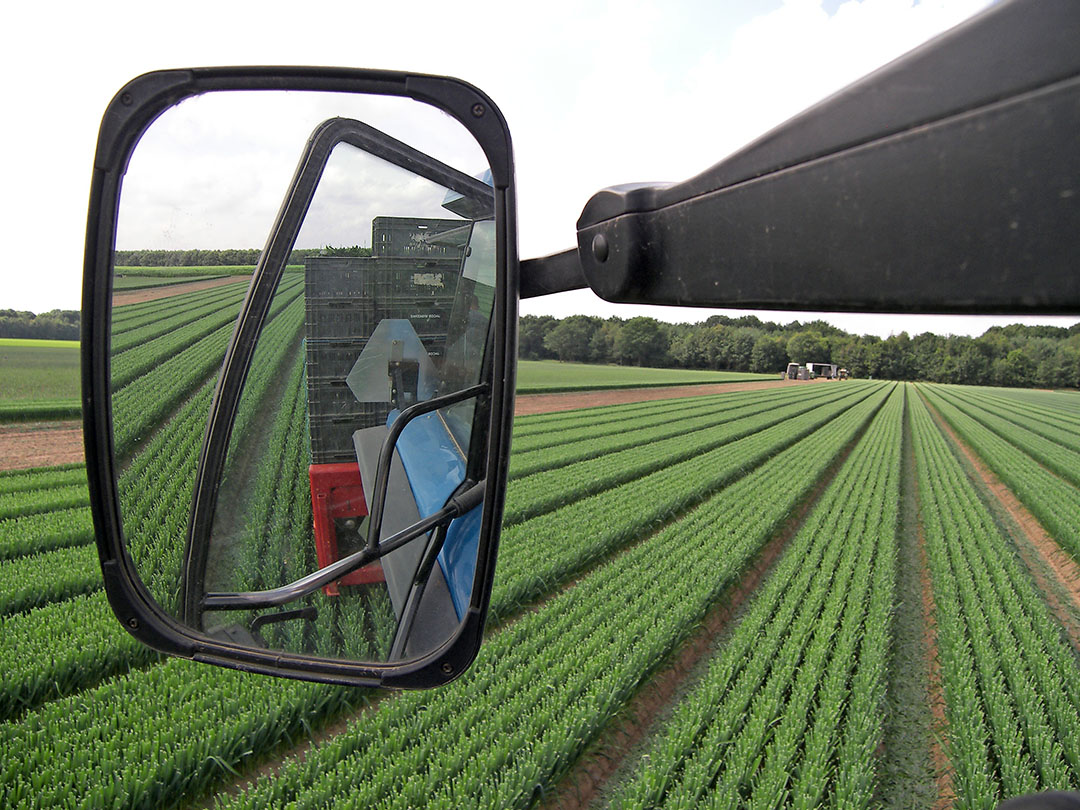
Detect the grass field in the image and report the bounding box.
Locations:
[516,360,776,393]
[0,339,80,402]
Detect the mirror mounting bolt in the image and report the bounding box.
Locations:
[591,234,609,263]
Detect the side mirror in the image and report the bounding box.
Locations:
[83,69,517,688]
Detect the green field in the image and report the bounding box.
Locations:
[516,360,776,393]
[114,265,256,277]
[3,291,1080,809]
[0,339,776,423]
[0,339,80,404]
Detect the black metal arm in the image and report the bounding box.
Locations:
[522,0,1080,314]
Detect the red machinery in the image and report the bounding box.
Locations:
[308,463,385,596]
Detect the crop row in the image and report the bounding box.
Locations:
[0,291,306,719]
[0,544,100,616]
[0,482,88,521]
[909,389,1080,807]
[0,465,87,497]
[210,386,890,810]
[931,385,1080,489]
[109,279,247,331]
[983,387,1080,419]
[121,292,306,610]
[919,385,1080,563]
[110,282,248,352]
[510,386,812,455]
[111,286,302,459]
[492,385,885,617]
[508,384,843,480]
[509,390,746,439]
[962,388,1080,441]
[503,384,868,525]
[0,399,81,423]
[0,506,94,561]
[610,384,903,810]
[110,275,300,391]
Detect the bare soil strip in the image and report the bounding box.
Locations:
[918,518,954,810]
[925,399,1080,650]
[514,378,825,416]
[877,398,939,810]
[112,275,251,307]
[0,421,84,471]
[538,405,870,810]
[900,397,952,810]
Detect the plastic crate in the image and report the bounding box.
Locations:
[305,337,368,380]
[371,216,469,259]
[308,409,390,465]
[306,377,367,416]
[304,257,369,298]
[304,298,376,340]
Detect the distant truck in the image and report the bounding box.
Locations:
[807,362,838,379]
[784,362,812,380]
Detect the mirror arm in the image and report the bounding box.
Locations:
[202,480,485,611]
[366,383,488,553]
[520,248,587,299]
[572,1,1080,313]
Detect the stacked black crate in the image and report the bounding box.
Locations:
[304,217,465,464]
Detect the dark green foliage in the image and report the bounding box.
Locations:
[0,310,79,340]
[518,313,1080,387]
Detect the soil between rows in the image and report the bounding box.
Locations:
[0,421,84,471]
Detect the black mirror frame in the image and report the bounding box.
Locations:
[82,67,518,689]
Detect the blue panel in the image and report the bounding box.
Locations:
[390,409,478,620]
[391,410,465,518]
[438,505,481,619]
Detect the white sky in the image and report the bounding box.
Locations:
[2,0,1074,338]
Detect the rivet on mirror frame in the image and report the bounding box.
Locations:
[471,103,485,118]
[441,662,454,675]
[120,92,133,106]
[127,617,139,630]
[592,234,609,263]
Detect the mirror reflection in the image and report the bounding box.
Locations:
[110,91,494,664]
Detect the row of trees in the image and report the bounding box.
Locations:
[521,313,1080,389]
[0,309,80,340]
[113,246,370,267]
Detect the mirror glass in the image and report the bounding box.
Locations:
[110,89,495,663]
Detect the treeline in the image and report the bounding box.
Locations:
[114,246,371,266]
[522,313,1080,388]
[0,310,80,340]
